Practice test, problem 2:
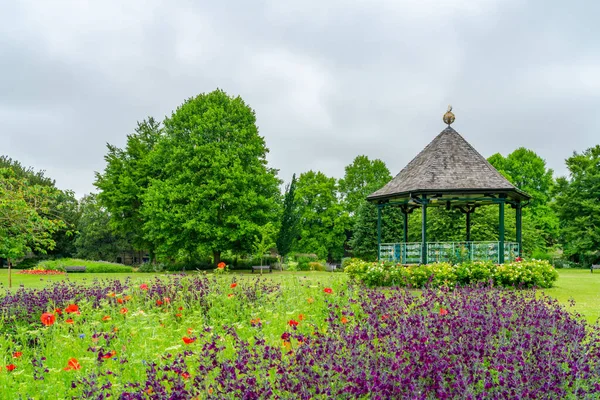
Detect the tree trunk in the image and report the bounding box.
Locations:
[7,258,12,289]
[213,250,221,267]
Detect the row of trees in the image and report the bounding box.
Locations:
[2,90,599,267]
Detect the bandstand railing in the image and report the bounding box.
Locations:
[379,241,519,264]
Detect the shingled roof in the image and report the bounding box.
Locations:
[367,126,530,203]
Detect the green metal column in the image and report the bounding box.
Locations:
[421,196,428,264]
[466,211,471,242]
[516,203,522,257]
[403,209,408,243]
[499,199,505,264]
[377,205,382,261]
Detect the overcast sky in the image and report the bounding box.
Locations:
[2,0,599,198]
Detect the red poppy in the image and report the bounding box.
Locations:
[217,262,226,269]
[156,300,163,306]
[120,308,128,314]
[107,292,116,297]
[54,308,62,315]
[6,364,16,372]
[323,288,333,294]
[101,350,117,359]
[227,294,234,298]
[439,308,449,316]
[187,328,193,334]
[124,295,131,301]
[163,297,170,304]
[298,314,305,321]
[288,319,299,327]
[140,283,149,290]
[65,318,74,324]
[117,298,124,304]
[381,314,389,321]
[341,316,349,324]
[178,306,183,311]
[230,283,237,288]
[63,358,81,371]
[12,352,22,359]
[41,312,56,326]
[175,313,182,318]
[65,304,79,314]
[182,336,196,344]
[181,372,190,379]
[102,315,111,321]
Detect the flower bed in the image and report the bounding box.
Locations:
[0,275,597,398]
[344,258,559,288]
[17,268,65,275]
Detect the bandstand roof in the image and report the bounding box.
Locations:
[367,110,530,206]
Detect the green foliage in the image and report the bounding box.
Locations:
[0,168,66,262]
[338,155,392,215]
[36,258,133,273]
[0,156,78,258]
[74,194,129,261]
[345,259,558,288]
[554,145,600,266]
[253,222,276,266]
[488,148,559,250]
[95,117,163,257]
[349,202,404,261]
[140,90,281,265]
[276,174,299,258]
[293,171,348,261]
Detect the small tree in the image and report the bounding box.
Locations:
[253,223,277,274]
[276,174,299,260]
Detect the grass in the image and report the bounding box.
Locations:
[1,268,598,323]
[542,268,600,324]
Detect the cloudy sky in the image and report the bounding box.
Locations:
[2,0,599,197]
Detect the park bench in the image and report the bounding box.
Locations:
[325,263,339,272]
[251,265,272,273]
[65,266,86,273]
[591,265,600,273]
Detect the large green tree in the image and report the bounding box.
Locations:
[349,202,404,261]
[339,155,392,216]
[0,168,66,286]
[140,90,281,265]
[294,171,348,261]
[0,156,79,257]
[488,148,559,251]
[95,117,163,257]
[276,174,299,259]
[554,145,600,264]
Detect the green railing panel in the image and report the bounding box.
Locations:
[378,242,519,264]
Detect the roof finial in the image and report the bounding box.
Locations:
[443,105,455,126]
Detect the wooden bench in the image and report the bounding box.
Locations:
[591,265,600,273]
[251,265,272,273]
[65,266,86,273]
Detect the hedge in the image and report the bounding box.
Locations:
[344,258,558,288]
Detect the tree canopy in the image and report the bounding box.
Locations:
[554,145,600,264]
[138,90,281,264]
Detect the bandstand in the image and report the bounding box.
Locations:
[367,107,531,264]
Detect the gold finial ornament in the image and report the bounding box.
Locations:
[443,105,455,126]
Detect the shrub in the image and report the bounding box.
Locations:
[308,261,326,271]
[36,259,133,273]
[340,257,353,271]
[345,259,558,288]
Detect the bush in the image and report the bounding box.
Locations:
[308,261,326,271]
[345,259,559,288]
[340,257,353,271]
[36,259,133,273]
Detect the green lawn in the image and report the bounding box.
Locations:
[1,268,598,323]
[542,269,600,324]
